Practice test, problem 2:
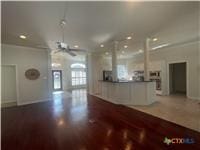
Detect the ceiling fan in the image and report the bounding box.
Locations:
[54,20,86,57]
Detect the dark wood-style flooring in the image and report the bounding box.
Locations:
[2,90,200,150]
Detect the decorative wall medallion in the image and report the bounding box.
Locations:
[25,68,40,80]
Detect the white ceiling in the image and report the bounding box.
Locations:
[2,1,198,55]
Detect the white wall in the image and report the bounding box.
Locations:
[198,3,200,98]
[198,40,200,99]
[2,44,52,105]
[87,53,104,95]
[198,3,200,99]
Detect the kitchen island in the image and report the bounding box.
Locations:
[97,80,156,105]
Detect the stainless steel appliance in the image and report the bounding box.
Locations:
[132,70,161,90]
[103,70,112,81]
[150,71,161,90]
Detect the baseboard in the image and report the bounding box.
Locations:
[18,98,52,106]
[1,100,16,103]
[187,96,200,100]
[1,101,17,108]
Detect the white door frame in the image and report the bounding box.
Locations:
[2,64,19,105]
[167,60,189,97]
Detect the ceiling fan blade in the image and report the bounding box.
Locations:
[67,51,76,56]
[69,48,87,52]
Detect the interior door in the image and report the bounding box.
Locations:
[1,65,17,103]
[52,70,63,91]
[169,63,186,94]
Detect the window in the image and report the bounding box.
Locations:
[71,63,86,86]
[71,63,86,69]
[117,65,128,79]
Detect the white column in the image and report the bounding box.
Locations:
[86,53,95,94]
[86,54,90,93]
[112,41,118,81]
[47,49,53,99]
[144,38,150,81]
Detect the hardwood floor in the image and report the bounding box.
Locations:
[2,89,200,150]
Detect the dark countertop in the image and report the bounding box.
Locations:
[98,80,154,83]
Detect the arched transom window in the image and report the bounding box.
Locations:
[71,63,86,86]
[71,63,86,69]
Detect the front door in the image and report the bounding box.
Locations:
[52,70,62,91]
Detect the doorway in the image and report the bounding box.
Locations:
[52,70,63,91]
[1,65,18,107]
[169,62,187,95]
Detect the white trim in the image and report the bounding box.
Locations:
[167,60,189,97]
[16,65,20,105]
[18,99,52,106]
[1,100,17,104]
[187,96,200,101]
[1,102,17,108]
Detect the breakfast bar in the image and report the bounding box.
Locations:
[98,80,156,105]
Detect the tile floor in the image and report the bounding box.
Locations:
[130,94,200,132]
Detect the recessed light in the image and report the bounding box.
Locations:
[19,35,26,39]
[60,19,66,26]
[124,45,128,48]
[138,49,143,53]
[126,36,132,40]
[105,52,109,55]
[153,38,158,41]
[100,44,104,48]
[74,45,79,48]
[122,51,125,54]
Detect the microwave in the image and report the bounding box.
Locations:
[150,71,160,77]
